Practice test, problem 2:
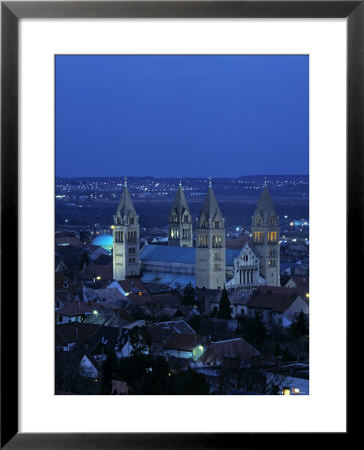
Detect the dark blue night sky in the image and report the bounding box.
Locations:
[56,55,308,178]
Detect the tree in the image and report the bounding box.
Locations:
[217,288,231,319]
[79,251,90,270]
[274,342,281,357]
[170,369,210,395]
[238,313,267,350]
[182,282,195,306]
[129,326,152,356]
[101,351,118,394]
[290,311,309,340]
[189,314,201,333]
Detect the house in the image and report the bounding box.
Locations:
[56,234,83,247]
[83,287,129,306]
[92,254,113,266]
[207,289,251,318]
[79,354,100,379]
[56,301,98,324]
[107,278,148,297]
[144,283,174,295]
[200,338,261,368]
[55,323,101,351]
[55,272,82,297]
[55,256,69,273]
[145,325,175,357]
[56,322,127,359]
[83,305,134,328]
[88,245,111,262]
[247,286,309,327]
[78,264,113,282]
[119,322,202,359]
[163,333,207,359]
[156,320,196,335]
[285,276,309,298]
[111,380,128,395]
[173,305,200,323]
[86,325,127,360]
[150,292,183,307]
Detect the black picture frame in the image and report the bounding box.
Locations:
[1,1,357,448]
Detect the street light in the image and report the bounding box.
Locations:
[93,309,99,325]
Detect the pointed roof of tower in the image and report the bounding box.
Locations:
[169,184,191,217]
[116,182,137,217]
[199,183,223,221]
[253,186,278,218]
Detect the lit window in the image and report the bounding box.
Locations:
[254,231,263,243]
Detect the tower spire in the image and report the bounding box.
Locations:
[168,183,192,247]
[113,177,140,280]
[196,180,226,290]
[199,181,222,222]
[251,184,280,287]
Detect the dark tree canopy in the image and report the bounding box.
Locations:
[238,313,267,350]
[79,251,90,270]
[182,282,195,306]
[290,310,309,340]
[129,326,152,356]
[217,288,231,319]
[101,351,118,394]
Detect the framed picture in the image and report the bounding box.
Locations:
[1,0,356,447]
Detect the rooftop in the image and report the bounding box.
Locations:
[248,286,303,313]
[140,244,240,266]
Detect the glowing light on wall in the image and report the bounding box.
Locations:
[192,345,205,361]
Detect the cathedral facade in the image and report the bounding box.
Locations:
[113,180,280,289]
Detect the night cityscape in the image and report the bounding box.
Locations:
[55,55,309,395]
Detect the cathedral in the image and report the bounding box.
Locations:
[112,179,280,291]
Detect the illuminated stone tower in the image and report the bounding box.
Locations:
[168,182,193,247]
[195,181,226,290]
[251,183,280,286]
[112,179,140,280]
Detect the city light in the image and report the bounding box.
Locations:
[192,345,205,361]
[55,173,309,395]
